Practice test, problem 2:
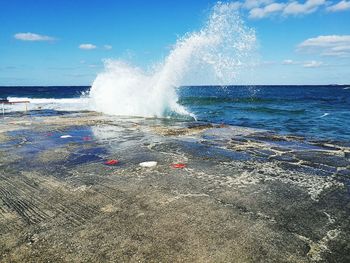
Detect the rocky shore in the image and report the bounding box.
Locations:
[0,112,349,262]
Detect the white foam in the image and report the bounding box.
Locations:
[60,135,73,139]
[89,2,256,118]
[139,161,158,168]
[3,97,90,112]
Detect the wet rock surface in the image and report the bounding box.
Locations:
[0,112,349,262]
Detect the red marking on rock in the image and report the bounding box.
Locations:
[46,133,53,137]
[171,163,186,169]
[83,136,92,141]
[104,159,119,166]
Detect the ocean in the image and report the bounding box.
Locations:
[1,85,349,142]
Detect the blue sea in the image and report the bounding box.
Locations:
[1,85,350,142]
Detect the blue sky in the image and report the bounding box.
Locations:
[0,0,349,85]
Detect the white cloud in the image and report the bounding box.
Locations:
[79,43,97,50]
[298,35,350,57]
[249,3,286,18]
[326,0,350,12]
[245,0,329,19]
[226,2,243,10]
[254,60,276,66]
[103,44,112,50]
[303,60,323,67]
[283,0,326,15]
[299,35,350,47]
[14,32,55,41]
[282,59,327,67]
[243,0,273,9]
[283,59,298,65]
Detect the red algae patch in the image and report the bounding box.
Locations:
[104,159,119,166]
[171,163,187,169]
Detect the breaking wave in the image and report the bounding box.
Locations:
[89,2,256,118]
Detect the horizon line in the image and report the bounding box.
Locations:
[0,84,349,88]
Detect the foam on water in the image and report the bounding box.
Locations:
[3,97,90,112]
[89,2,256,118]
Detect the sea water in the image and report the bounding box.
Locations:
[1,85,349,142]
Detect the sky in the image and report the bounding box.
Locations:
[0,0,349,86]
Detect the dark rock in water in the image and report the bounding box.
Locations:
[345,152,350,159]
[310,139,350,148]
[294,151,350,167]
[278,162,334,176]
[285,135,305,141]
[249,132,288,142]
[301,162,338,175]
[271,153,298,163]
[336,169,350,177]
[308,142,342,151]
[229,140,246,146]
[248,149,275,158]
[231,137,249,143]
[187,122,213,129]
[270,146,291,152]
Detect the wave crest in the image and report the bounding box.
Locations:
[89,2,256,117]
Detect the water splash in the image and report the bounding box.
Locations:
[89,2,256,117]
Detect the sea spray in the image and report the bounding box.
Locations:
[89,2,256,117]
